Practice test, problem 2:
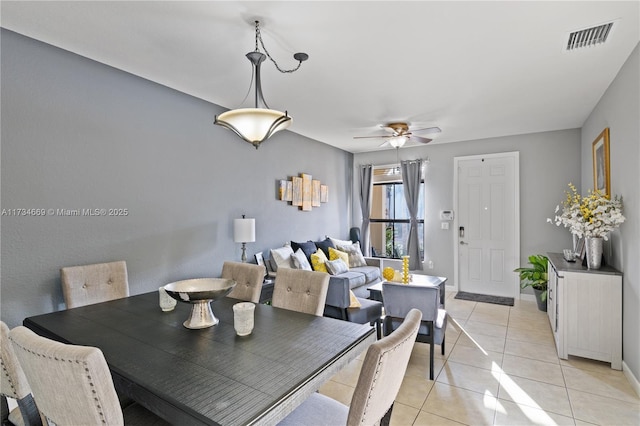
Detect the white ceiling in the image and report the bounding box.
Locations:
[2,1,638,153]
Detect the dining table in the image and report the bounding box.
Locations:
[23,291,375,425]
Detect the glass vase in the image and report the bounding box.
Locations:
[585,236,604,269]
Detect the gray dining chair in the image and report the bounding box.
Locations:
[272,268,329,316]
[382,282,447,380]
[278,308,422,426]
[9,326,169,426]
[60,260,129,308]
[222,261,265,304]
[1,322,42,426]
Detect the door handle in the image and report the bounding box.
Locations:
[459,241,468,245]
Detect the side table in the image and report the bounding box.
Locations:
[260,278,275,304]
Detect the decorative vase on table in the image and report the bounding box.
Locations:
[585,236,604,270]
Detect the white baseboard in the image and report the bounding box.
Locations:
[623,361,640,398]
[518,293,536,302]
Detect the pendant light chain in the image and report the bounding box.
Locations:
[254,21,304,74]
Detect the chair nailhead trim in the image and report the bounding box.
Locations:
[9,338,109,424]
[0,359,18,397]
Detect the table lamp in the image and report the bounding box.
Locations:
[234,215,255,262]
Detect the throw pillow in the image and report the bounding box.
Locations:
[310,248,329,273]
[349,290,362,308]
[328,247,350,271]
[313,238,335,258]
[337,242,368,268]
[291,248,312,271]
[290,240,317,262]
[329,236,354,248]
[326,259,348,275]
[270,246,294,271]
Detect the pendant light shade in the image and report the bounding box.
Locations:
[214,21,307,149]
[215,108,291,148]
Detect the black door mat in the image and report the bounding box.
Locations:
[454,291,514,306]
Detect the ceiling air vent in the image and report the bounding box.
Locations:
[566,22,614,51]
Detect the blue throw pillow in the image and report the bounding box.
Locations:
[313,238,335,258]
[291,240,317,262]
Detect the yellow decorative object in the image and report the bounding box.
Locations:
[383,267,395,281]
[392,271,403,282]
[402,256,410,284]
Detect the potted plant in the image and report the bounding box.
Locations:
[514,254,548,311]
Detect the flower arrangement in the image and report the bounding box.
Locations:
[549,183,625,240]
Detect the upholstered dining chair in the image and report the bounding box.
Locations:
[382,282,447,380]
[222,261,265,304]
[272,268,330,316]
[60,260,129,308]
[1,322,42,426]
[278,308,422,426]
[9,326,169,426]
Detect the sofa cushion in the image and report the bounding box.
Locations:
[336,242,367,268]
[310,249,329,273]
[291,241,317,262]
[326,259,348,275]
[291,248,312,271]
[350,265,381,283]
[328,248,350,270]
[270,246,294,271]
[313,238,335,258]
[338,271,367,289]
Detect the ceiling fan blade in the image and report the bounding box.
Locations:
[411,126,442,135]
[353,135,389,139]
[410,135,433,144]
[379,140,390,148]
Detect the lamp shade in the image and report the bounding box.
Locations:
[234,218,255,243]
[215,108,291,147]
[388,135,408,148]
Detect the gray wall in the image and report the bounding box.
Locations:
[352,129,582,292]
[581,43,639,381]
[0,29,353,328]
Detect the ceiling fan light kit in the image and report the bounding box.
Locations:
[354,122,442,149]
[214,21,308,149]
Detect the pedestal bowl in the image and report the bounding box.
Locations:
[163,278,236,329]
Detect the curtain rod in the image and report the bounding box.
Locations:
[359,157,430,169]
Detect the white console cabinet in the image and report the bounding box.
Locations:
[547,253,622,369]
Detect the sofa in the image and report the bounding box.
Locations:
[265,237,382,322]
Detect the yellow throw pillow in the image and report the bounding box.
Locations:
[349,290,362,308]
[328,247,350,271]
[310,248,329,273]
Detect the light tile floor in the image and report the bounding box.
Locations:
[319,291,640,425]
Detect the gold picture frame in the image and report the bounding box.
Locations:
[592,128,610,197]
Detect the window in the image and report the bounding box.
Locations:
[369,165,424,259]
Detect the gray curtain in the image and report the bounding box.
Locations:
[359,165,373,256]
[401,159,423,270]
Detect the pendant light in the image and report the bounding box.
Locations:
[215,21,308,149]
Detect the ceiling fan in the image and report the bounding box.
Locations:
[353,122,441,148]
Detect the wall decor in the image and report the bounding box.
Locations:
[278,173,329,210]
[321,185,328,203]
[592,128,610,197]
[292,176,303,206]
[312,180,321,207]
[302,173,312,211]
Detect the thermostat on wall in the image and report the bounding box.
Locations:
[440,210,454,221]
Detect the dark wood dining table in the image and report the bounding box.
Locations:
[23,292,375,425]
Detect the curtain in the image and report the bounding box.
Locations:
[359,165,373,256]
[401,159,423,270]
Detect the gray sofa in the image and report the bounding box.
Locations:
[323,257,382,319]
[264,238,382,318]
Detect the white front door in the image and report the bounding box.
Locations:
[454,152,520,298]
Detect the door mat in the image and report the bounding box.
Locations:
[454,291,514,306]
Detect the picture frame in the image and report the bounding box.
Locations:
[254,252,268,277]
[575,237,586,261]
[592,128,610,197]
